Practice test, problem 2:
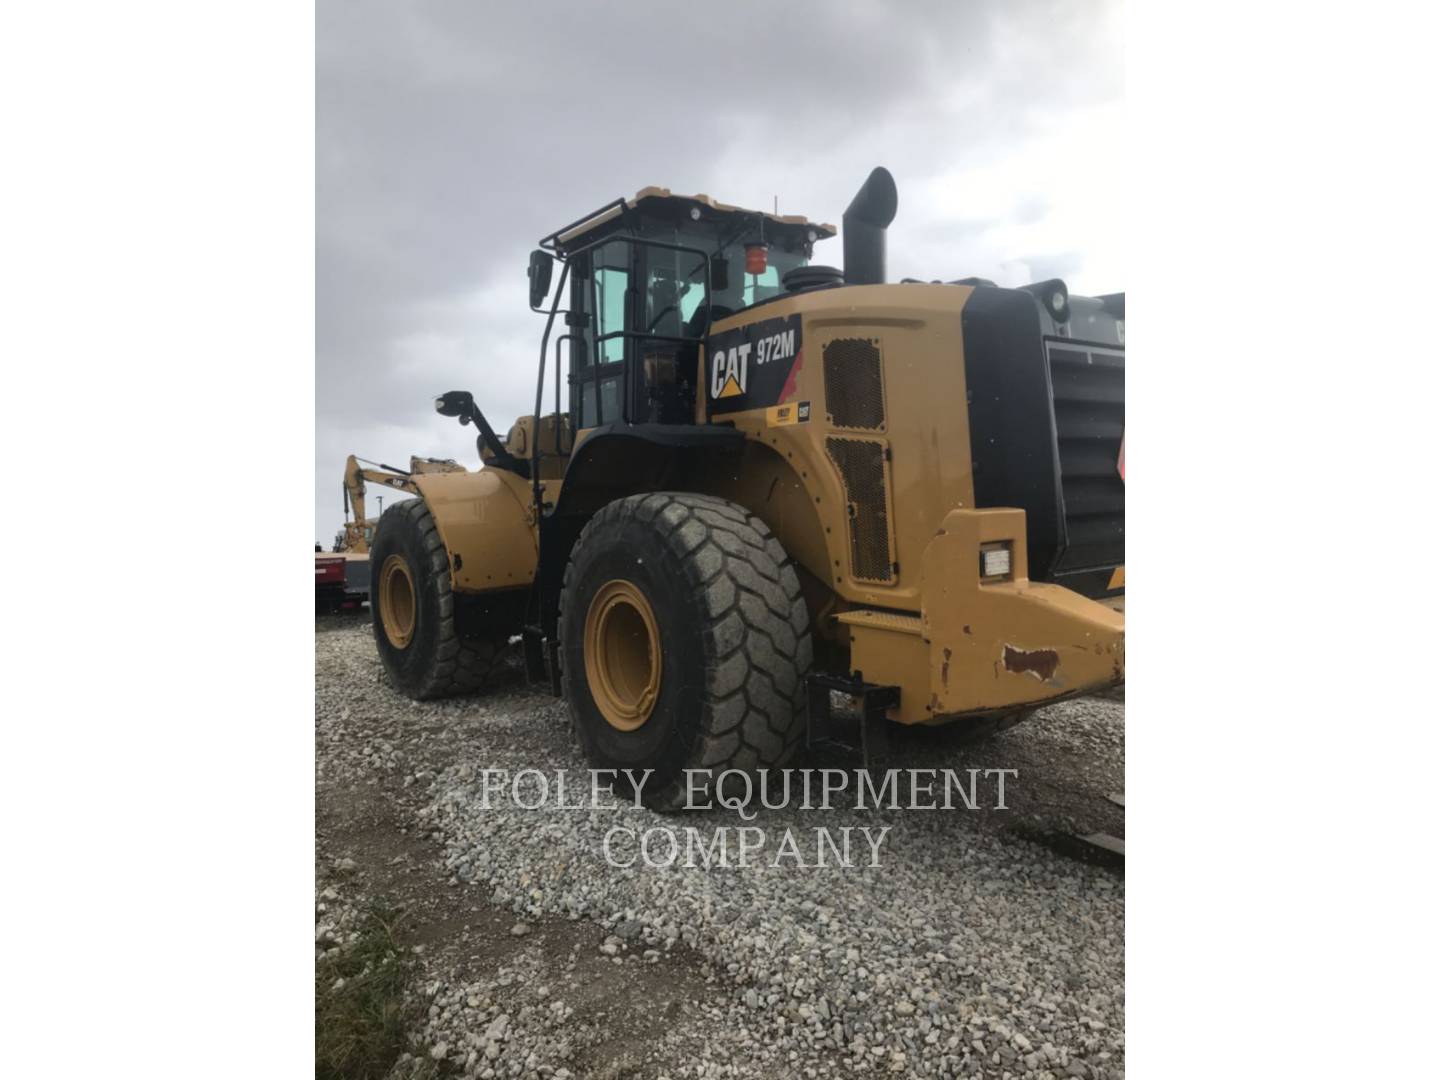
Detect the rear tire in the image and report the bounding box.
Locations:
[370,497,509,700]
[559,493,812,811]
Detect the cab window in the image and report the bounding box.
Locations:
[641,242,709,340]
[568,241,631,429]
[743,263,782,307]
[593,250,629,365]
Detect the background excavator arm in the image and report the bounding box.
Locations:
[339,454,464,553]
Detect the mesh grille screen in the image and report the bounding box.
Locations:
[823,338,886,430]
[826,437,893,582]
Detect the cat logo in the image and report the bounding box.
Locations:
[711,343,750,399]
[706,313,803,416]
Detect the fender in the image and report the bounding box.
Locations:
[551,423,745,521]
[412,468,537,592]
[536,423,745,634]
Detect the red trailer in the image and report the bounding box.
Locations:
[315,552,348,613]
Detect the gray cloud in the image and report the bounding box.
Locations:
[316,0,1122,542]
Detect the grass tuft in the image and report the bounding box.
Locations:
[316,901,430,1080]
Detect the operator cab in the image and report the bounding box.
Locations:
[439,189,835,483]
[534,188,835,431]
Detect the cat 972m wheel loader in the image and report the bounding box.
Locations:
[369,167,1125,810]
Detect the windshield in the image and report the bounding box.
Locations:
[632,222,812,339]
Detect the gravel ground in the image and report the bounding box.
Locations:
[317,610,1124,1079]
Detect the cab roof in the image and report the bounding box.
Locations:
[541,186,837,255]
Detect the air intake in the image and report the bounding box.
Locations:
[782,265,844,293]
[826,436,894,583]
[822,338,886,430]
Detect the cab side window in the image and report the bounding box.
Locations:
[743,264,782,307]
[594,250,628,365]
[570,241,631,429]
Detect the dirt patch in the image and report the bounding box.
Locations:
[316,700,722,1078]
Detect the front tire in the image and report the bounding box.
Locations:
[370,497,508,700]
[559,493,812,811]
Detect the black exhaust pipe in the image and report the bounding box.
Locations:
[842,167,898,285]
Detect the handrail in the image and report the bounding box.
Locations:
[538,197,628,253]
[531,259,572,514]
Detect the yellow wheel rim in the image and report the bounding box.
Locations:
[584,579,662,731]
[378,554,417,649]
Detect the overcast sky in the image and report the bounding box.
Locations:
[316,0,1123,544]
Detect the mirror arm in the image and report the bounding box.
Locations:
[466,404,517,472]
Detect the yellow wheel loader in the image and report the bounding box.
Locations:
[369,168,1124,810]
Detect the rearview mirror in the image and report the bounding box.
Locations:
[528,249,555,309]
[434,390,474,418]
[710,253,730,292]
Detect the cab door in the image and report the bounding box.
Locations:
[568,240,633,433]
[568,235,710,431]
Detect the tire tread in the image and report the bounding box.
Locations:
[374,498,508,700]
[559,493,812,808]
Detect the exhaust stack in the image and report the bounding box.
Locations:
[842,167,898,285]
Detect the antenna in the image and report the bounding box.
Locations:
[773,195,778,214]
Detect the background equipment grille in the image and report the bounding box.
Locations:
[826,436,894,583]
[823,338,886,430]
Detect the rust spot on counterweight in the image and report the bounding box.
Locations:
[1002,644,1061,681]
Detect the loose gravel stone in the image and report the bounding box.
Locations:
[316,614,1125,1079]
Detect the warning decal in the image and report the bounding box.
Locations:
[766,401,811,427]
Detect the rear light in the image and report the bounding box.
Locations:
[979,543,1012,580]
